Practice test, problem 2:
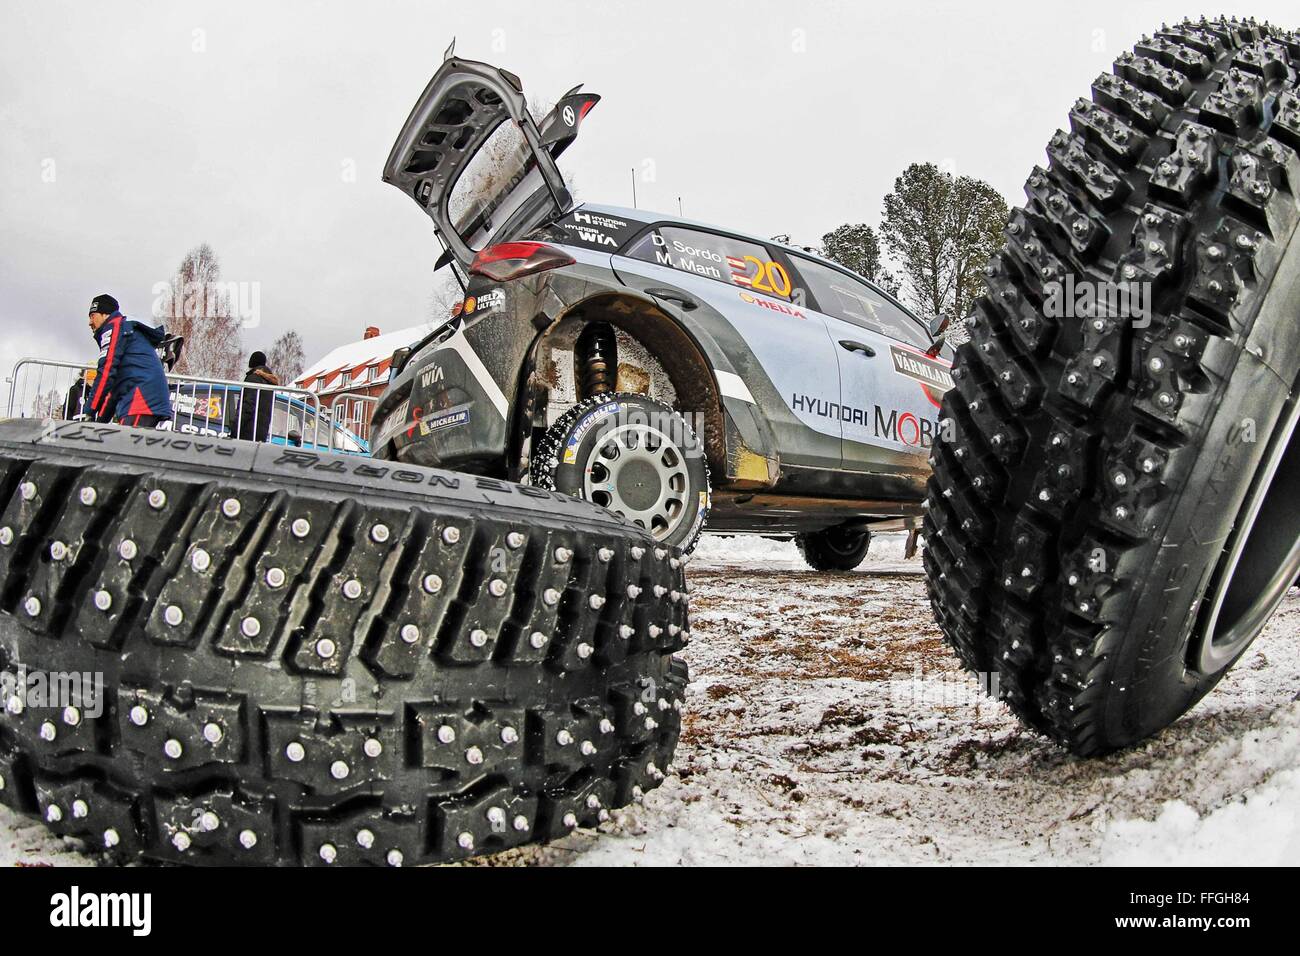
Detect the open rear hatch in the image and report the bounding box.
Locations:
[383,51,599,271]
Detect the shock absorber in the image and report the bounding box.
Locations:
[575,323,617,398]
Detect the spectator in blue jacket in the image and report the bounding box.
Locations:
[84,294,174,428]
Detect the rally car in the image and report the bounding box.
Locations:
[369,51,954,562]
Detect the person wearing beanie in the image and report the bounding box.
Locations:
[85,293,173,428]
[240,349,280,442]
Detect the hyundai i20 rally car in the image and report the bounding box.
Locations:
[370,53,954,562]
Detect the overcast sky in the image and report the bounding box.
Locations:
[2,0,1294,384]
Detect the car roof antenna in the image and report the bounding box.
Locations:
[443,38,456,61]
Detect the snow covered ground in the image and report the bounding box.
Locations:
[518,533,1300,867]
[4,533,1297,866]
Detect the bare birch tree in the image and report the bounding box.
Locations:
[268,330,307,384]
[156,243,245,380]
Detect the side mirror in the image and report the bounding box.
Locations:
[925,315,954,358]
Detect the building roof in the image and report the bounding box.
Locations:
[297,324,430,394]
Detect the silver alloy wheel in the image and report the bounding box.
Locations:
[1192,389,1300,675]
[583,423,690,541]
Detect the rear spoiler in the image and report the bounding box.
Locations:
[536,85,601,159]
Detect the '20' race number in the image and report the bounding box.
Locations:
[728,255,792,298]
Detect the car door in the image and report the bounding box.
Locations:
[612,225,843,470]
[382,54,599,272]
[786,255,953,473]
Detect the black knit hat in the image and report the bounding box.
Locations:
[249,351,268,369]
[88,293,119,316]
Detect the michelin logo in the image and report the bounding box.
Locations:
[419,409,469,434]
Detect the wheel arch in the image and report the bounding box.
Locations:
[517,289,777,483]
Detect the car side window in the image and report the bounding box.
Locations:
[624,226,795,301]
[791,257,931,349]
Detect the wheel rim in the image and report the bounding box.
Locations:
[1191,389,1300,675]
[820,528,869,557]
[582,423,691,541]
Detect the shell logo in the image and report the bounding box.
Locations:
[739,292,756,303]
[463,296,477,314]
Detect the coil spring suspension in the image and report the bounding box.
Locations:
[576,323,617,398]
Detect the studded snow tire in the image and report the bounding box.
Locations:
[531,393,711,553]
[925,16,1300,756]
[0,419,689,865]
[795,527,872,572]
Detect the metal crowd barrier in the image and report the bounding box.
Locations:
[326,392,380,449]
[5,358,371,455]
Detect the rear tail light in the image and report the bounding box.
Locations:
[469,242,575,282]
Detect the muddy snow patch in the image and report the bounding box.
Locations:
[540,537,1300,867]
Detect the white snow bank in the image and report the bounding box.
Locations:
[1100,705,1300,865]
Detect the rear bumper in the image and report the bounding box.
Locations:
[371,276,556,470]
[372,324,512,469]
